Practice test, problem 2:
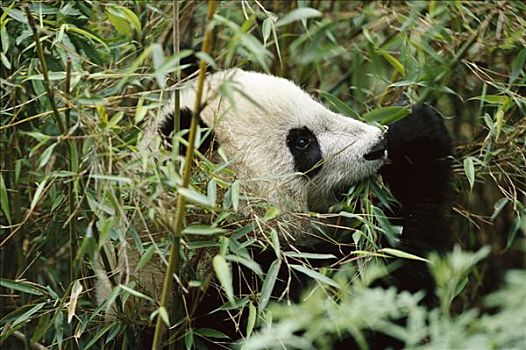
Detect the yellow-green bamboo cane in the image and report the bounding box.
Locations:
[151,1,218,349]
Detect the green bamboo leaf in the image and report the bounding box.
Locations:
[319,91,361,120]
[290,264,339,289]
[363,106,410,125]
[468,95,511,105]
[283,252,336,260]
[38,142,57,168]
[246,302,257,338]
[270,229,281,259]
[182,224,226,235]
[495,108,504,140]
[30,177,49,212]
[12,303,45,328]
[263,206,279,221]
[195,328,230,339]
[24,71,66,81]
[178,187,215,208]
[106,6,132,37]
[464,156,475,190]
[0,279,45,296]
[185,329,194,350]
[213,255,234,302]
[119,284,153,301]
[0,175,11,225]
[118,5,142,34]
[225,254,263,276]
[1,52,10,69]
[262,17,273,46]
[231,181,240,212]
[135,245,155,271]
[378,248,430,263]
[84,323,116,350]
[510,48,526,83]
[90,174,132,184]
[490,198,509,221]
[21,131,50,143]
[208,179,217,207]
[275,8,322,27]
[67,26,109,51]
[259,259,280,314]
[376,48,405,76]
[1,26,9,53]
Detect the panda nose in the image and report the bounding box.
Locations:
[364,137,387,160]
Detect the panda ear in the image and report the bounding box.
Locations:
[158,107,215,155]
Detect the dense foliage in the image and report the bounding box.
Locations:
[1,1,525,349]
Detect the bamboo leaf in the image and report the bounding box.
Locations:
[178,187,215,208]
[319,91,361,120]
[0,175,11,225]
[376,48,405,76]
[29,177,49,212]
[262,17,273,46]
[270,229,281,259]
[259,259,280,314]
[231,181,240,212]
[12,303,45,328]
[378,248,430,263]
[468,95,511,105]
[38,142,57,168]
[185,329,194,350]
[0,279,45,296]
[464,156,475,190]
[67,280,83,323]
[225,254,263,276]
[182,224,226,235]
[283,252,337,260]
[158,306,170,326]
[213,255,234,302]
[363,106,411,125]
[195,328,230,339]
[275,8,322,27]
[246,302,257,337]
[290,264,339,289]
[119,284,153,301]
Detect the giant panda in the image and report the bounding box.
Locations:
[102,69,453,348]
[142,69,388,216]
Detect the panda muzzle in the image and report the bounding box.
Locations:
[364,138,387,160]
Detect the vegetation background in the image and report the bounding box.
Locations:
[1,0,525,349]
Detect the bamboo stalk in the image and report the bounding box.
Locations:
[24,4,66,135]
[150,1,218,349]
[169,3,181,350]
[172,1,181,152]
[65,58,77,282]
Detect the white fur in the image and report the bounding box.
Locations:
[143,69,386,213]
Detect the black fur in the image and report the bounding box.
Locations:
[158,107,213,154]
[380,104,454,295]
[286,127,323,177]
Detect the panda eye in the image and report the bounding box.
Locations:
[295,136,311,150]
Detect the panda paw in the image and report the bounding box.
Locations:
[385,104,452,165]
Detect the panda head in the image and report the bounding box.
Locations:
[151,69,386,214]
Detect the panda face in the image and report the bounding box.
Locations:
[152,69,386,213]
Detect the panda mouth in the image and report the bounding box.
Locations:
[364,138,388,161]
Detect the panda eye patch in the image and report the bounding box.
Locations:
[286,127,323,178]
[295,136,311,150]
